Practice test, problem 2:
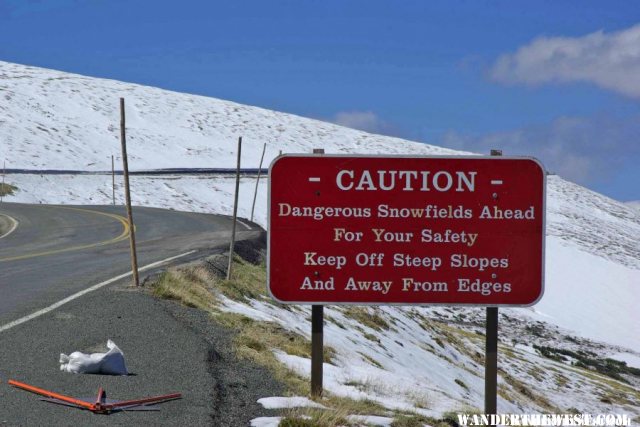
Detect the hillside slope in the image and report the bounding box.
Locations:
[0,60,459,170]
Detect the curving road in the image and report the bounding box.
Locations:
[0,203,279,426]
[0,202,261,328]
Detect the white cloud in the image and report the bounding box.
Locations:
[440,115,640,185]
[490,24,640,98]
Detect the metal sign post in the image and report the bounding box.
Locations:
[485,149,502,417]
[485,306,498,415]
[311,304,323,397]
[311,148,325,398]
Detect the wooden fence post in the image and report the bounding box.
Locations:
[251,143,266,222]
[227,136,242,280]
[119,98,140,287]
[1,160,5,203]
[111,155,116,205]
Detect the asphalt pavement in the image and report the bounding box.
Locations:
[0,203,257,325]
[0,214,15,238]
[0,203,282,426]
[0,274,284,426]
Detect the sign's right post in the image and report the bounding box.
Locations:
[485,149,502,417]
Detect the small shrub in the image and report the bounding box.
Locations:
[455,379,468,390]
[342,307,390,332]
[279,418,317,427]
[534,345,637,383]
[391,414,433,427]
[0,183,17,197]
[363,332,380,343]
[358,352,383,369]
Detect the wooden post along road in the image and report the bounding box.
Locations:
[227,136,243,281]
[119,97,140,287]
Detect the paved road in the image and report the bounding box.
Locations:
[0,203,258,326]
[0,203,281,426]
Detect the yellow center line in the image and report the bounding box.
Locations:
[0,207,131,262]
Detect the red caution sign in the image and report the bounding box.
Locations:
[268,155,545,306]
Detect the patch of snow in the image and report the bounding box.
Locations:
[250,417,282,427]
[257,396,327,410]
[346,415,396,426]
[625,200,640,211]
[534,237,640,352]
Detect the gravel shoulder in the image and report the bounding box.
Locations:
[0,250,284,426]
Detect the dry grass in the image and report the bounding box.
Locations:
[152,266,218,310]
[501,371,558,411]
[280,407,352,427]
[528,366,545,382]
[363,332,380,343]
[151,256,337,396]
[405,389,430,410]
[0,183,17,197]
[149,255,516,425]
[214,312,311,395]
[323,395,386,415]
[152,255,268,306]
[218,256,268,302]
[358,352,384,369]
[390,414,434,427]
[280,395,388,427]
[213,310,337,396]
[454,378,469,390]
[281,397,439,427]
[341,307,391,332]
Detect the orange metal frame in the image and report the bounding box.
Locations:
[8,379,181,414]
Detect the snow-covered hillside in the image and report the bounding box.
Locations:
[0,60,459,170]
[626,201,640,212]
[1,61,639,417]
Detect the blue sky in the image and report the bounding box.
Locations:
[1,0,639,201]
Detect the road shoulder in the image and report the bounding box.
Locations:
[0,268,284,426]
